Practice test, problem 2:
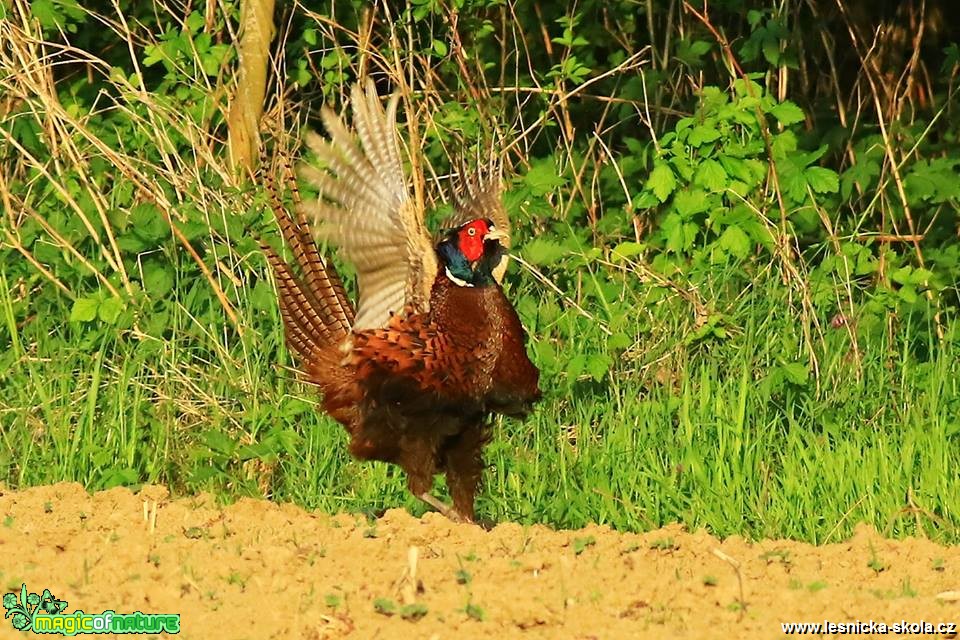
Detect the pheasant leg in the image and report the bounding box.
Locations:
[417,492,466,523]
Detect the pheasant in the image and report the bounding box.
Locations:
[262,80,541,523]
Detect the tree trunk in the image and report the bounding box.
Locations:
[227,0,275,174]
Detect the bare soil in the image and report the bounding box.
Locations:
[1,483,958,638]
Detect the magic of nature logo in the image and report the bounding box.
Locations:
[3,584,180,635]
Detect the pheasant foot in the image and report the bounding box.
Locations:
[417,492,467,523]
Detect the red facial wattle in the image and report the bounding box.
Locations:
[457,219,490,262]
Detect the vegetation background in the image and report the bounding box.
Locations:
[1,0,958,543]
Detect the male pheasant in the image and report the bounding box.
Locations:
[262,80,541,522]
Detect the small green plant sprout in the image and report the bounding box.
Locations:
[225,572,246,588]
[463,602,485,621]
[650,537,678,551]
[572,535,597,555]
[932,558,945,572]
[867,548,889,574]
[759,549,792,568]
[807,581,828,592]
[324,593,341,608]
[900,578,917,598]
[703,575,718,586]
[373,598,397,616]
[455,554,473,585]
[400,603,428,621]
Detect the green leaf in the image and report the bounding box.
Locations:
[689,40,711,56]
[943,43,960,72]
[781,361,809,385]
[771,131,798,158]
[607,332,632,351]
[663,216,698,253]
[805,167,839,194]
[250,279,275,312]
[890,266,913,285]
[718,155,750,182]
[176,219,207,243]
[464,603,485,621]
[30,0,84,31]
[69,297,99,323]
[130,203,167,242]
[762,37,781,66]
[522,238,567,266]
[98,297,124,325]
[776,157,806,202]
[673,190,710,217]
[611,241,644,261]
[769,101,805,125]
[143,262,174,298]
[566,354,587,381]
[524,159,566,196]
[695,159,727,191]
[200,430,237,455]
[116,234,147,252]
[898,285,918,304]
[688,125,721,147]
[585,354,612,381]
[719,224,751,259]
[185,11,204,33]
[909,268,933,286]
[676,39,711,67]
[647,163,676,203]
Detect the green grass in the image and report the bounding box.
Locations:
[2,257,958,544]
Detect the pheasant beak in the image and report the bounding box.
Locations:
[483,228,508,244]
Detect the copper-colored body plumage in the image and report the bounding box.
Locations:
[262,81,540,522]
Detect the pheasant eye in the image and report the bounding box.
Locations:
[467,227,477,236]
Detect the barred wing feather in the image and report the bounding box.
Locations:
[299,80,437,331]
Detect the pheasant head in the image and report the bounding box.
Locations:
[436,218,508,287]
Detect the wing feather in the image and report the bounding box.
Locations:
[300,80,438,331]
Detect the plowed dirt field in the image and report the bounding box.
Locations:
[2,483,958,638]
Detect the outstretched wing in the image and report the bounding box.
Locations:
[299,80,438,331]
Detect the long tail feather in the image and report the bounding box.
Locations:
[281,158,355,328]
[261,154,355,358]
[262,243,330,352]
[277,156,355,330]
